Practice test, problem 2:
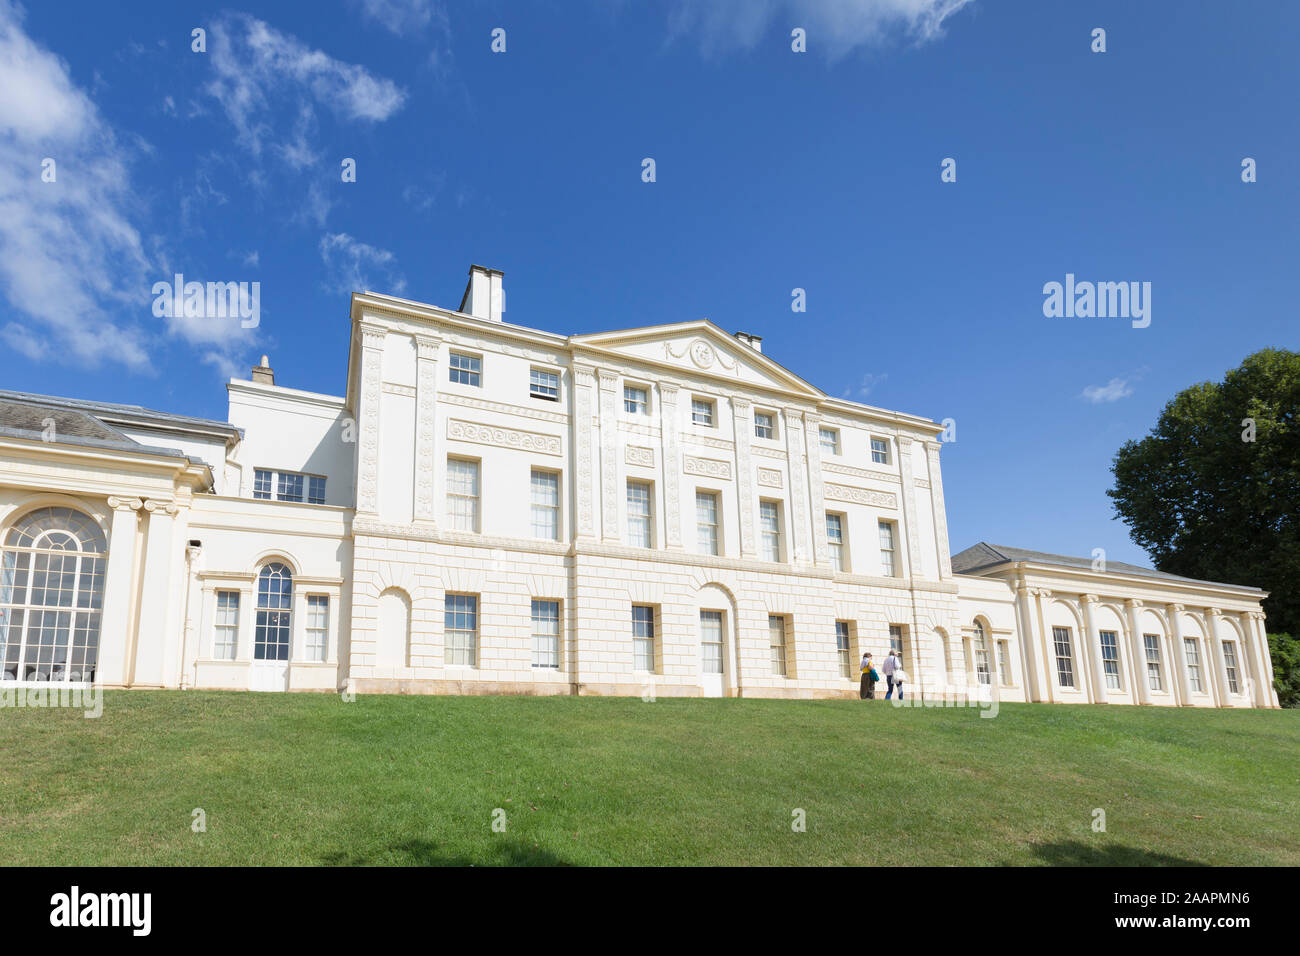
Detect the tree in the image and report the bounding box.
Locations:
[1108,348,1299,700]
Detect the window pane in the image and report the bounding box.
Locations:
[531,599,560,668]
[819,428,838,454]
[445,594,478,666]
[530,470,560,540]
[700,610,723,674]
[253,469,272,500]
[759,501,781,562]
[696,492,719,555]
[768,615,787,676]
[530,368,559,400]
[447,459,480,531]
[691,399,714,426]
[1100,631,1121,689]
[623,386,648,414]
[632,605,655,672]
[870,438,890,464]
[627,481,652,548]
[754,413,773,439]
[449,352,481,386]
[308,476,327,505]
[1053,627,1074,687]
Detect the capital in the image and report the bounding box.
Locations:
[107,496,143,512]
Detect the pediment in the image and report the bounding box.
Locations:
[570,321,824,400]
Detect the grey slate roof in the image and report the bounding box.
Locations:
[951,542,1262,593]
[0,389,236,466]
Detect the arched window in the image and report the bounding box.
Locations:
[0,507,107,682]
[254,563,292,661]
[973,620,992,686]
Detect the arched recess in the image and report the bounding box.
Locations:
[1,504,109,683]
[1046,598,1087,693]
[695,580,740,696]
[1138,607,1173,697]
[376,588,413,671]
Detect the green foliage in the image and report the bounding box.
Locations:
[1268,632,1300,708]
[1109,348,1300,636]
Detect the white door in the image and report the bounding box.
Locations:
[699,610,726,697]
[250,563,292,691]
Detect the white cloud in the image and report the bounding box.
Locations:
[355,0,439,35]
[857,372,888,398]
[319,233,406,296]
[1081,377,1135,405]
[667,0,973,58]
[205,12,406,160]
[0,0,151,368]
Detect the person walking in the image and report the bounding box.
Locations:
[892,656,908,701]
[859,652,878,699]
[882,648,899,699]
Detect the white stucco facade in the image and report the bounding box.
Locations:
[0,265,1280,707]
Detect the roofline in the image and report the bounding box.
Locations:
[0,432,215,488]
[348,294,943,434]
[0,389,240,446]
[957,559,1267,597]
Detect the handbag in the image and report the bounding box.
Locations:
[893,668,908,684]
[869,669,880,681]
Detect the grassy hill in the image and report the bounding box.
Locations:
[1,691,1296,866]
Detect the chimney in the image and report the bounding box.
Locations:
[251,354,275,385]
[734,331,762,353]
[459,265,505,323]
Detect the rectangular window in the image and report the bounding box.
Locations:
[870,437,890,464]
[530,469,560,540]
[1222,641,1240,694]
[696,491,720,555]
[306,595,329,662]
[446,458,480,532]
[444,594,478,666]
[836,621,852,679]
[627,480,653,548]
[529,367,559,401]
[754,412,774,440]
[974,628,991,685]
[826,513,846,572]
[531,599,560,669]
[307,475,327,505]
[252,469,272,500]
[998,640,1012,686]
[449,351,481,386]
[819,427,839,456]
[632,605,655,672]
[768,615,788,677]
[1184,638,1204,692]
[878,520,897,577]
[213,590,239,660]
[1144,634,1164,692]
[1053,627,1075,688]
[624,385,648,415]
[889,624,904,656]
[700,610,724,674]
[276,471,305,502]
[691,398,715,426]
[1099,630,1121,690]
[759,500,782,562]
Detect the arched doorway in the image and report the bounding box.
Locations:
[0,506,108,683]
[251,562,293,691]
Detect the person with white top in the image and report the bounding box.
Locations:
[882,649,902,700]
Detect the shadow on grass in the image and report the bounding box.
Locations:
[1030,841,1205,867]
[321,839,572,867]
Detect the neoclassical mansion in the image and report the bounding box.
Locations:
[0,265,1279,707]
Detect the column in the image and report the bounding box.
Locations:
[96,497,142,687]
[413,333,441,524]
[1167,603,1192,705]
[1080,594,1107,703]
[1014,583,1044,701]
[1034,589,1057,703]
[179,543,202,688]
[925,442,953,580]
[803,415,829,566]
[355,322,386,516]
[783,409,811,564]
[1248,612,1278,707]
[731,398,756,558]
[131,499,178,687]
[597,368,621,543]
[1125,599,1152,705]
[1206,608,1232,706]
[572,362,597,542]
[657,383,682,550]
[896,436,924,579]
[236,582,256,663]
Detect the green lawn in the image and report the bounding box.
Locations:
[1,691,1296,865]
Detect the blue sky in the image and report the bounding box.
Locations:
[2,0,1296,567]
